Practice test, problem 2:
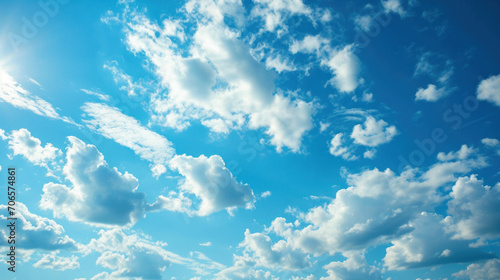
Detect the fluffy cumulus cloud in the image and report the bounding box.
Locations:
[238,228,311,271]
[415,83,448,102]
[0,203,79,251]
[323,45,362,93]
[155,154,255,216]
[351,116,397,147]
[33,253,80,271]
[88,229,174,279]
[329,133,357,160]
[384,212,493,270]
[413,52,454,102]
[0,69,73,123]
[477,74,500,107]
[82,103,175,176]
[40,137,153,227]
[322,251,382,280]
[5,128,62,175]
[453,259,500,280]
[103,0,316,153]
[87,228,221,279]
[446,175,500,241]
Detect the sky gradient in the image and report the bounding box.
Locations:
[1,0,500,279]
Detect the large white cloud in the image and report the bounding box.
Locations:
[0,69,73,124]
[40,137,153,227]
[105,1,316,153]
[446,175,500,240]
[351,116,397,147]
[158,154,255,216]
[0,203,79,251]
[477,74,500,107]
[82,103,176,177]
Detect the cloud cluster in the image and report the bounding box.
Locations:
[329,116,397,160]
[40,136,152,227]
[104,1,316,153]
[153,154,255,216]
[226,145,494,277]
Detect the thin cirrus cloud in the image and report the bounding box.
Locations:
[81,102,176,177]
[0,69,74,124]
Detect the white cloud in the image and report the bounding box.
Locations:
[453,259,500,280]
[323,45,361,93]
[162,154,255,216]
[239,228,311,271]
[290,35,329,55]
[381,0,406,17]
[384,212,493,270]
[0,203,79,251]
[82,102,175,176]
[414,52,454,102]
[482,138,500,156]
[446,175,500,240]
[0,128,6,140]
[80,89,111,101]
[415,84,449,102]
[251,0,312,33]
[437,144,476,161]
[261,191,272,198]
[0,69,73,124]
[200,242,212,247]
[40,137,153,227]
[265,54,296,73]
[482,138,499,147]
[363,149,376,159]
[351,116,397,147]
[329,133,357,160]
[87,228,220,279]
[216,254,277,280]
[89,229,175,279]
[477,74,500,107]
[322,251,382,280]
[319,122,330,133]
[362,92,373,102]
[6,128,62,175]
[33,253,79,271]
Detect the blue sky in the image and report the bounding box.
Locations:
[1,0,500,279]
